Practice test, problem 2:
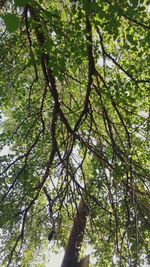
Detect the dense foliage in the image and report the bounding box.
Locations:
[0,0,150,266]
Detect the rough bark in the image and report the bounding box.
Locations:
[0,0,7,8]
[61,199,89,267]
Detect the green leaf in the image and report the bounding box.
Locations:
[15,0,31,6]
[3,13,20,33]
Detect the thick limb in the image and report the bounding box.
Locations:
[61,199,89,267]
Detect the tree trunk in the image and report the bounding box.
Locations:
[77,255,90,267]
[61,199,89,267]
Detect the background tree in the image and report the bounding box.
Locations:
[0,0,150,266]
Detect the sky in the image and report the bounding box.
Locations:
[47,250,64,267]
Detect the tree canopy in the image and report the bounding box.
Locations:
[0,0,150,266]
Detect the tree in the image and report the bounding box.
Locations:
[0,0,150,266]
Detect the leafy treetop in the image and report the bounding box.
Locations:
[0,0,150,266]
